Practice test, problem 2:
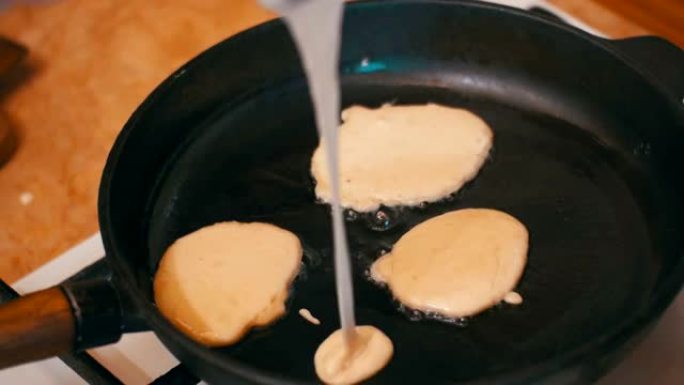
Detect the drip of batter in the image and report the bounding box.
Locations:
[372,208,528,318]
[262,1,393,382]
[503,291,524,305]
[154,222,302,346]
[315,325,393,385]
[261,0,357,343]
[299,308,321,325]
[312,104,493,212]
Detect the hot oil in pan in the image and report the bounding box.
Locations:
[147,79,655,381]
[147,34,656,385]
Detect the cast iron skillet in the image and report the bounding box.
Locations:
[1,1,683,384]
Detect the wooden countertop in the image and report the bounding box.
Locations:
[0,0,681,283]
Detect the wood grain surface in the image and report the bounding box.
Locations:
[0,286,74,368]
[592,0,684,47]
[548,0,684,46]
[547,0,649,38]
[0,0,274,282]
[0,0,681,283]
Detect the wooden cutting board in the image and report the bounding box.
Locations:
[0,0,677,283]
[0,0,274,282]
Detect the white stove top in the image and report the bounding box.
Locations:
[1,1,681,384]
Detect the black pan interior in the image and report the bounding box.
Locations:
[103,1,684,384]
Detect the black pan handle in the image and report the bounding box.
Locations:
[610,36,684,101]
[62,257,149,333]
[61,278,125,351]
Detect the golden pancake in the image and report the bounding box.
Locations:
[154,222,302,346]
[371,208,528,317]
[311,104,493,212]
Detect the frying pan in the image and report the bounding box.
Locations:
[1,1,683,384]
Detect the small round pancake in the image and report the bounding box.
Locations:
[154,222,302,346]
[314,325,393,385]
[371,208,528,317]
[311,104,493,212]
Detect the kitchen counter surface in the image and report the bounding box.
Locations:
[0,0,274,282]
[0,0,681,282]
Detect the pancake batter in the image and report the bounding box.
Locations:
[315,325,393,384]
[371,208,528,318]
[503,291,524,305]
[154,222,302,346]
[299,308,321,325]
[311,104,493,212]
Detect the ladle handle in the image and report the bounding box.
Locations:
[0,279,122,369]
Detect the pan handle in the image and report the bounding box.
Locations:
[0,278,123,369]
[610,36,684,101]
